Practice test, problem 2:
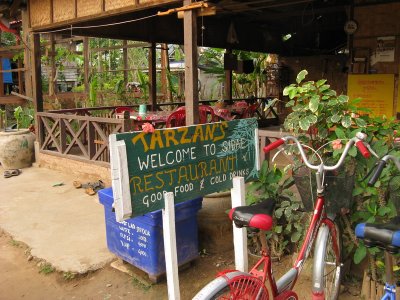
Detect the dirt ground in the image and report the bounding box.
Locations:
[0,229,362,300]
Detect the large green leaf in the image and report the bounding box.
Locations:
[331,114,341,123]
[316,79,327,87]
[334,127,346,139]
[296,70,308,84]
[288,88,297,100]
[319,84,330,92]
[341,115,352,128]
[355,118,367,127]
[309,95,320,112]
[299,118,310,131]
[274,225,283,234]
[283,85,295,96]
[378,206,392,216]
[307,115,318,124]
[291,231,302,243]
[337,95,349,103]
[354,244,367,264]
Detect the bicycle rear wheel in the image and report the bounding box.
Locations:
[193,271,269,300]
[312,221,342,300]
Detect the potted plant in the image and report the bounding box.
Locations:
[0,105,35,172]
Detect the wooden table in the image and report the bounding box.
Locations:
[212,105,248,121]
[116,111,170,129]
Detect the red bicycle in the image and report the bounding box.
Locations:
[193,133,371,300]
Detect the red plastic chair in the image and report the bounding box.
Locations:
[166,109,186,128]
[241,103,260,119]
[114,106,136,114]
[199,105,216,123]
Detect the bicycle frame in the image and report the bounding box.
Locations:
[381,251,397,300]
[249,192,339,298]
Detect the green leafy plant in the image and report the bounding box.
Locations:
[13,106,34,130]
[136,70,149,103]
[0,108,6,129]
[349,116,400,281]
[63,271,76,280]
[39,263,55,274]
[246,160,305,259]
[282,70,368,150]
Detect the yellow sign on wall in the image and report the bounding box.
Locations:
[347,74,395,117]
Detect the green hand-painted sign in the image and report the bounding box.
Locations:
[113,118,258,216]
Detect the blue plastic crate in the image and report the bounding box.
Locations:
[98,188,202,280]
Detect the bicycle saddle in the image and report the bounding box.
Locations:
[355,217,400,254]
[229,198,275,231]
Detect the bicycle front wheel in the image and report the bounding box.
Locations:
[312,221,342,300]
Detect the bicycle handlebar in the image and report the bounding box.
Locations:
[355,140,371,158]
[368,155,400,186]
[263,133,370,172]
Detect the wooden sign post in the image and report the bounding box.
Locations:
[109,118,259,299]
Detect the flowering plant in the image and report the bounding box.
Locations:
[282,70,369,155]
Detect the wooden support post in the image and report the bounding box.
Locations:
[88,121,95,159]
[149,42,157,110]
[16,39,24,95]
[183,0,199,125]
[122,110,132,132]
[231,176,248,272]
[225,49,232,100]
[109,136,132,222]
[49,33,56,96]
[31,33,43,112]
[60,119,66,152]
[123,40,128,90]
[160,43,171,102]
[83,37,90,93]
[22,10,33,99]
[0,55,4,97]
[31,33,43,145]
[163,192,181,300]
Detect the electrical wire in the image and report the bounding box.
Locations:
[33,14,158,35]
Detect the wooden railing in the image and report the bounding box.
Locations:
[37,107,132,166]
[37,99,280,165]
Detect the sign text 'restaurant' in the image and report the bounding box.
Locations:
[114,118,258,216]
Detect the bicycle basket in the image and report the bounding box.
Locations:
[293,164,355,214]
[218,275,269,300]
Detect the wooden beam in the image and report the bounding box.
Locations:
[0,44,25,52]
[0,68,26,73]
[0,95,26,105]
[90,42,150,53]
[42,36,83,46]
[11,91,33,102]
[183,0,199,125]
[149,42,157,110]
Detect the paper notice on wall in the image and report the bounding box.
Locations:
[348,74,395,117]
[371,36,395,65]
